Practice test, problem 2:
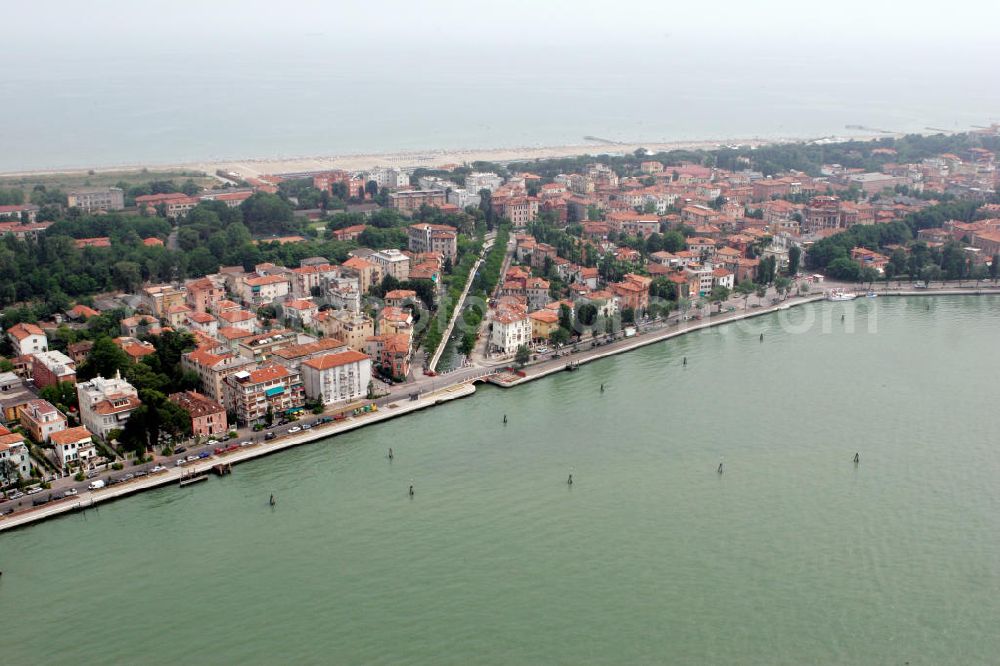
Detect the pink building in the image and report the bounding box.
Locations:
[169,391,228,439]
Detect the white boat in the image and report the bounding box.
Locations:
[826,289,857,301]
[866,291,878,298]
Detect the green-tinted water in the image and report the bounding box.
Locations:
[3,297,999,665]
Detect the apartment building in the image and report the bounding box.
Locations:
[314,310,374,352]
[20,399,67,443]
[370,249,410,281]
[169,391,228,439]
[408,223,458,260]
[67,187,124,212]
[223,363,304,426]
[7,322,47,356]
[30,350,76,389]
[301,350,372,406]
[50,426,97,469]
[182,346,255,403]
[76,373,142,440]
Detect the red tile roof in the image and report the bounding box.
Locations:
[50,426,93,446]
[301,350,370,371]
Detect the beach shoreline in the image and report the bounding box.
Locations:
[0,133,881,181]
[3,285,997,534]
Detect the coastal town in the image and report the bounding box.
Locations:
[1,129,999,525]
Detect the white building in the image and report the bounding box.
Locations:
[368,167,411,190]
[7,322,48,356]
[490,308,532,356]
[447,188,481,209]
[326,276,362,313]
[418,175,452,191]
[0,430,30,485]
[301,350,372,406]
[465,172,504,193]
[50,426,97,468]
[77,373,142,440]
[241,274,291,306]
[370,249,410,282]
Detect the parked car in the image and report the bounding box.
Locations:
[301,424,311,430]
[26,486,44,495]
[288,426,302,434]
[88,480,105,490]
[175,446,188,454]
[240,440,253,447]
[63,488,78,497]
[151,465,166,473]
[186,455,198,462]
[7,490,25,500]
[198,451,211,459]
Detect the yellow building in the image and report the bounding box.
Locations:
[529,309,560,342]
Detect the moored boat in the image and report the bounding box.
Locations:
[826,289,857,301]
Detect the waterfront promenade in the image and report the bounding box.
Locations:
[2,282,998,532]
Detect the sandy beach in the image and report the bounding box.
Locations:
[0,135,859,181]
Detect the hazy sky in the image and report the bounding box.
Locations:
[6,0,1000,53]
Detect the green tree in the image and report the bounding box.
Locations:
[709,284,730,311]
[514,344,531,368]
[240,192,297,235]
[112,261,143,292]
[575,303,598,328]
[549,327,571,346]
[826,257,862,282]
[735,280,756,310]
[788,245,802,275]
[77,336,131,381]
[558,303,573,331]
[774,276,792,301]
[39,381,79,413]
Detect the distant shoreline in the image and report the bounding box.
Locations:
[0,133,887,181]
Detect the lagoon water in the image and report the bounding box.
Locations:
[2,296,999,664]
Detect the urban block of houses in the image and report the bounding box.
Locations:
[301,350,372,406]
[50,426,97,469]
[0,371,36,424]
[7,322,47,356]
[365,333,411,379]
[185,276,226,313]
[408,223,458,260]
[30,350,76,389]
[169,391,228,439]
[529,309,560,341]
[490,304,532,356]
[850,247,889,273]
[224,363,304,426]
[20,399,67,443]
[314,310,374,352]
[0,426,31,485]
[182,346,254,403]
[77,372,142,440]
